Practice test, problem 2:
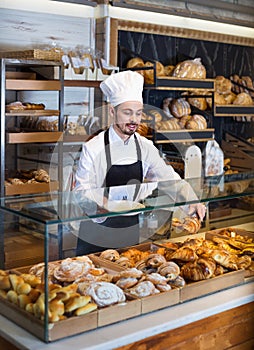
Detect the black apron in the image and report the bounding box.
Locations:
[76,129,143,255]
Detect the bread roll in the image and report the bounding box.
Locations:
[126,57,145,76]
[233,92,253,105]
[207,91,227,107]
[188,96,207,110]
[224,92,237,105]
[147,109,163,123]
[185,114,207,130]
[172,58,206,79]
[144,61,165,84]
[215,76,232,95]
[157,118,181,130]
[164,65,175,76]
[179,115,192,129]
[170,98,191,118]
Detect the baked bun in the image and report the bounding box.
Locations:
[207,92,226,107]
[170,98,191,118]
[147,109,163,123]
[185,114,207,130]
[172,58,206,79]
[187,96,207,110]
[144,61,165,84]
[127,57,145,76]
[233,92,253,105]
[164,65,175,76]
[215,76,232,95]
[223,92,237,105]
[157,118,181,130]
[178,115,192,129]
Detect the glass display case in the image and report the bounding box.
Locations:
[0,173,253,342]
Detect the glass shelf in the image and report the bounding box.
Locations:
[1,172,253,225]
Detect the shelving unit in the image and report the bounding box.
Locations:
[0,58,64,197]
[0,58,65,268]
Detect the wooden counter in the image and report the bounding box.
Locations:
[0,281,253,350]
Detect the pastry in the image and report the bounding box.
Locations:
[168,275,186,288]
[169,246,198,262]
[99,249,120,261]
[145,273,168,285]
[65,295,91,312]
[128,280,156,298]
[85,281,126,307]
[117,267,143,279]
[145,254,167,268]
[53,258,91,282]
[157,262,180,280]
[181,257,216,281]
[32,169,50,183]
[116,277,138,289]
[210,250,238,270]
[74,302,97,316]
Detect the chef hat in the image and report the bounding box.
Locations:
[100,70,144,107]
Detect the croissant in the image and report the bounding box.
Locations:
[237,255,252,270]
[170,246,198,262]
[181,257,216,281]
[210,250,238,270]
[32,169,50,183]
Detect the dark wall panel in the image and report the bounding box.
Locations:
[118,31,254,78]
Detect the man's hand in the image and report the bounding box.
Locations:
[188,203,207,221]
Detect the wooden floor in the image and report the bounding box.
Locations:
[116,302,254,350]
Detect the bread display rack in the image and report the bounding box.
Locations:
[141,66,215,144]
[0,175,253,342]
[0,58,64,197]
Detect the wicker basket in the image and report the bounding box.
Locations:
[0,49,63,61]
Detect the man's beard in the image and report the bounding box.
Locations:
[115,123,137,136]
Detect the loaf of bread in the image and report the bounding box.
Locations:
[143,61,165,84]
[188,96,208,110]
[164,65,175,76]
[126,57,145,76]
[233,92,253,105]
[157,118,181,130]
[170,98,191,118]
[215,76,232,95]
[185,114,207,130]
[172,58,206,79]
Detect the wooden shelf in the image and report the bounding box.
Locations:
[5,181,59,196]
[214,105,254,116]
[6,79,61,91]
[6,110,60,117]
[7,131,63,144]
[64,80,102,88]
[63,134,90,143]
[153,128,215,143]
[145,77,215,91]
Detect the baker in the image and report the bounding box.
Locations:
[74,70,206,255]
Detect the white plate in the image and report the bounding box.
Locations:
[104,200,145,216]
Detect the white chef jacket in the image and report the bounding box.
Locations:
[74,125,199,208]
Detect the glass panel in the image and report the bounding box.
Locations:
[1,172,254,225]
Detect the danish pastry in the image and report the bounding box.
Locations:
[128,280,156,298]
[157,262,180,280]
[85,281,126,307]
